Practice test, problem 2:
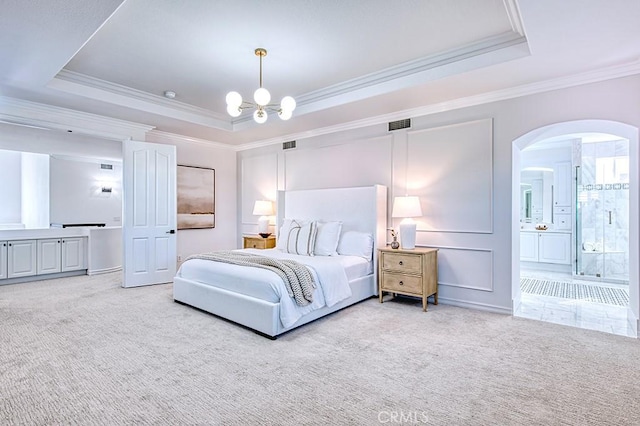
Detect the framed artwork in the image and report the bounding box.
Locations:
[177,165,215,230]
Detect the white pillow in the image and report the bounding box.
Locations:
[279,219,318,256]
[337,231,374,260]
[314,221,343,256]
[276,219,297,250]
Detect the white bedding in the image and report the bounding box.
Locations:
[176,249,371,328]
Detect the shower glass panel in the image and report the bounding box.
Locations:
[576,139,629,283]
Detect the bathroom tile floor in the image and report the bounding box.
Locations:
[516,269,636,338]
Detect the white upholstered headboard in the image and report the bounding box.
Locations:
[276,185,387,264]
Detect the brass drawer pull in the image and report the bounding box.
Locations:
[399,280,404,285]
[398,261,403,265]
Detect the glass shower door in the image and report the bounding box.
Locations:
[575,140,629,283]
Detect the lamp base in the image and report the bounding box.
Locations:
[257,216,269,235]
[399,221,417,250]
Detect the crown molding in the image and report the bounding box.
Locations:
[503,0,526,36]
[0,96,154,140]
[49,70,233,131]
[146,129,234,151]
[236,60,640,151]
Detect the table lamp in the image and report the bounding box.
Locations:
[392,196,422,249]
[253,200,274,237]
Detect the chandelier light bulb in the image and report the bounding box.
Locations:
[253,109,268,124]
[225,91,242,108]
[227,104,242,117]
[278,109,292,121]
[280,96,296,112]
[254,87,271,106]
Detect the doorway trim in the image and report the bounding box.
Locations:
[511,119,639,336]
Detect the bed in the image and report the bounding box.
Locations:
[173,185,387,338]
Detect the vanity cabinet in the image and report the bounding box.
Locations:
[62,237,86,272]
[521,231,571,265]
[0,236,87,283]
[37,239,62,274]
[0,241,7,279]
[7,240,37,278]
[554,161,572,207]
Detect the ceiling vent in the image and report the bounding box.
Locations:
[388,119,411,132]
[100,163,113,170]
[282,140,296,150]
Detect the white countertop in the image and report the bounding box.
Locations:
[0,226,121,240]
[520,228,571,234]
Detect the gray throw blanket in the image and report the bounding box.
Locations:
[185,251,316,306]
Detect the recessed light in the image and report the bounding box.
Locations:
[164,90,176,99]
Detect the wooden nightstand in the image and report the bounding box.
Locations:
[378,247,438,311]
[243,235,276,249]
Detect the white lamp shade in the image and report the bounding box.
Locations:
[252,200,274,216]
[254,87,271,106]
[392,196,422,218]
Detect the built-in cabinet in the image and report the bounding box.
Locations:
[37,239,62,274]
[62,237,85,272]
[7,240,37,278]
[0,236,86,282]
[553,161,572,230]
[0,241,7,279]
[520,231,571,265]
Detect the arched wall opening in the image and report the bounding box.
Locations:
[511,119,639,335]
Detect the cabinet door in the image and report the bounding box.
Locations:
[62,237,86,272]
[37,239,62,274]
[554,161,572,207]
[538,233,571,264]
[554,214,572,230]
[0,241,7,279]
[520,232,539,262]
[8,240,37,278]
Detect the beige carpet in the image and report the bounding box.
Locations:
[1,273,640,425]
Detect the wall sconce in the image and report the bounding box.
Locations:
[253,200,274,237]
[392,196,422,249]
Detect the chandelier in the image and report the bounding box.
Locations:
[225,48,296,124]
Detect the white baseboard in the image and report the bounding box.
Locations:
[88,266,122,276]
[437,296,512,315]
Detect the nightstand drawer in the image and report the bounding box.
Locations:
[381,252,421,274]
[381,272,422,294]
[243,236,276,249]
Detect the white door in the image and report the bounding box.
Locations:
[123,140,177,288]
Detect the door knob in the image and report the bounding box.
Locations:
[166,230,176,234]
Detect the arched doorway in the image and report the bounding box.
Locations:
[512,120,639,337]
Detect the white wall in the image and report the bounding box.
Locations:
[49,157,122,227]
[145,134,237,263]
[0,149,22,224]
[237,74,640,313]
[21,152,49,229]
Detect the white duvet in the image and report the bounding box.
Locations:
[177,249,353,328]
[254,249,353,327]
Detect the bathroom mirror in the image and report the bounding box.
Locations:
[520,169,553,224]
